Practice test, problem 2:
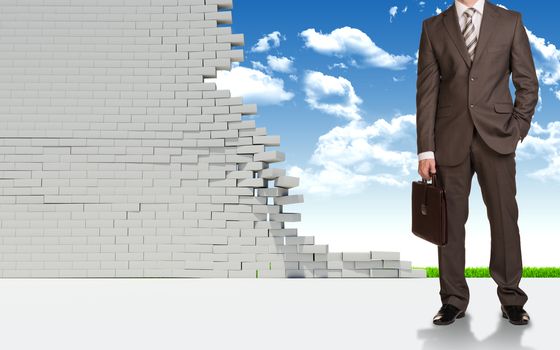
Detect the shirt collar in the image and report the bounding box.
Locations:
[455,0,485,17]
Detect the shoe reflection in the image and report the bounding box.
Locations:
[417,313,534,350]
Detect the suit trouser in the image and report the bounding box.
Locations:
[435,127,528,311]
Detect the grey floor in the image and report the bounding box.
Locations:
[0,278,554,349]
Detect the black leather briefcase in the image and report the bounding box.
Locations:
[411,173,448,246]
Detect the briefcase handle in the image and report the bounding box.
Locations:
[421,172,440,187]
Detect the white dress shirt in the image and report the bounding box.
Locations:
[417,0,485,161]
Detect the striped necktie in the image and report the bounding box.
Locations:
[462,8,477,62]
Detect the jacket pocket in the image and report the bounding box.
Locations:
[494,102,513,114]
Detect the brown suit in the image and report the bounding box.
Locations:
[416,1,539,311]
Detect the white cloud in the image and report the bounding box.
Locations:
[294,71,418,194]
[299,26,413,70]
[251,31,284,53]
[328,62,349,70]
[435,7,442,15]
[389,6,398,23]
[266,55,294,73]
[537,85,543,112]
[402,6,408,13]
[208,62,294,105]
[516,120,560,181]
[251,56,296,76]
[250,60,268,72]
[414,49,419,65]
[527,29,560,86]
[303,70,362,121]
[287,115,418,195]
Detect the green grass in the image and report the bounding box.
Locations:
[415,266,560,278]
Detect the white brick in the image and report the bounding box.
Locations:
[297,244,328,254]
[371,251,400,260]
[274,176,299,189]
[254,151,285,163]
[342,269,370,278]
[342,252,372,261]
[371,269,399,278]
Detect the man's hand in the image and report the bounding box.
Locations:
[418,158,436,180]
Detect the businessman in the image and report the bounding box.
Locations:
[415,0,539,325]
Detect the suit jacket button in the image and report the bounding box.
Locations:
[470,104,475,108]
[470,76,475,81]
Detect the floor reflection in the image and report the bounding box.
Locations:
[417,312,535,350]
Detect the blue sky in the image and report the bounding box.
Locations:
[209,0,560,266]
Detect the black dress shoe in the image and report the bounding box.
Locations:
[501,305,530,325]
[433,303,466,325]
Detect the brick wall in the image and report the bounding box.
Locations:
[0,0,425,278]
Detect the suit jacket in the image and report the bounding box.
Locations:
[416,1,539,167]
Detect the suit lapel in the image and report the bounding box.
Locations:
[443,3,472,68]
[442,1,499,69]
[472,1,498,68]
